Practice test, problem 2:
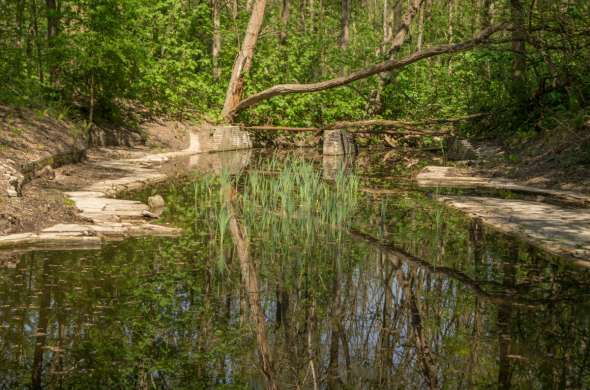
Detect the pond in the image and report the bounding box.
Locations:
[1,149,589,389]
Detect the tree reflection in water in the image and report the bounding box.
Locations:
[0,155,589,389]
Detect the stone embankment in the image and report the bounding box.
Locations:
[0,125,253,253]
[417,166,590,266]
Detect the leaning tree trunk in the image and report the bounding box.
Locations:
[221,0,267,122]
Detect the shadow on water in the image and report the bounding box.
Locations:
[0,149,589,389]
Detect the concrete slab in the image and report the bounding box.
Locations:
[417,166,590,207]
[438,195,590,266]
[323,129,356,156]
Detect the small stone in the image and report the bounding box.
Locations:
[148,195,165,211]
[6,187,18,197]
[35,165,55,180]
[6,173,24,197]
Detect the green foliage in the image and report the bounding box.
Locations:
[0,0,588,140]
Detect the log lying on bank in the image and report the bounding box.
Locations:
[240,117,470,137]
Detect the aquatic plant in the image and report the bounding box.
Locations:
[189,156,362,269]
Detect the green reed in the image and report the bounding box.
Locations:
[211,157,360,265]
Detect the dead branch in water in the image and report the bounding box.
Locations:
[240,115,484,136]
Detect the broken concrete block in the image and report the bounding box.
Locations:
[323,129,356,156]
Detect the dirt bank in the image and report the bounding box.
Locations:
[472,121,590,194]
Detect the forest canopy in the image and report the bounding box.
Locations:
[0,0,588,136]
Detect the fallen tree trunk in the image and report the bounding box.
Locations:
[242,125,320,132]
[227,25,506,120]
[240,115,482,134]
[326,119,433,132]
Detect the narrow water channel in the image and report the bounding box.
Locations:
[1,150,589,388]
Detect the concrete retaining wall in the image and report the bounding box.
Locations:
[189,125,252,153]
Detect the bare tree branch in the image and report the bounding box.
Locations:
[227,24,507,120]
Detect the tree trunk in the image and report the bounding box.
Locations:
[16,0,26,49]
[279,0,289,44]
[382,0,391,45]
[340,0,350,49]
[46,0,58,40]
[45,0,59,84]
[480,0,491,29]
[308,0,316,32]
[390,0,423,54]
[228,24,504,117]
[447,0,454,74]
[510,0,527,102]
[417,2,425,50]
[31,0,43,83]
[221,0,267,122]
[230,0,238,20]
[392,0,402,38]
[212,0,221,80]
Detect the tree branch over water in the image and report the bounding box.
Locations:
[228,24,507,120]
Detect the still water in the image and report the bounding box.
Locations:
[1,150,589,389]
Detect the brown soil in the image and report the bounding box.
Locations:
[0,179,83,235]
[0,104,87,235]
[0,148,154,235]
[143,120,192,151]
[0,105,86,168]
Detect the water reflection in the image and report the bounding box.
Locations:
[0,152,589,388]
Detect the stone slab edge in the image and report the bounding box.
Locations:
[437,195,590,269]
[417,166,590,207]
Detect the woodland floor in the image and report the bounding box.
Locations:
[473,123,590,194]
